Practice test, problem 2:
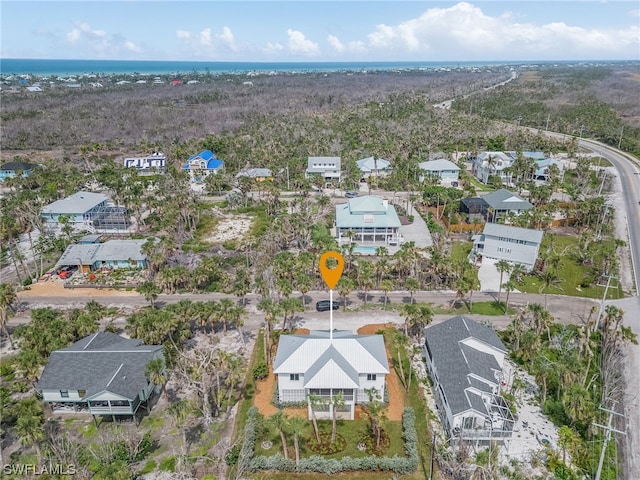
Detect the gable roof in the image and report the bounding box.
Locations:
[356,157,391,172]
[41,191,109,215]
[418,159,460,172]
[1,161,36,171]
[335,196,401,229]
[236,168,272,179]
[55,239,149,267]
[36,332,163,400]
[184,150,224,170]
[482,222,544,244]
[480,189,532,211]
[273,330,389,388]
[424,316,506,415]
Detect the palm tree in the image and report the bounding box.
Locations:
[337,277,355,311]
[363,388,386,448]
[16,414,44,459]
[405,277,420,304]
[145,357,168,400]
[136,281,161,308]
[538,270,563,309]
[330,391,345,444]
[502,279,517,313]
[257,298,281,365]
[380,279,393,308]
[269,411,290,459]
[0,283,17,349]
[495,259,511,303]
[289,416,306,466]
[169,399,190,456]
[295,273,312,307]
[509,263,527,285]
[357,260,375,305]
[307,392,324,444]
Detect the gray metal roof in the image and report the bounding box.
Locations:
[36,332,163,400]
[356,157,391,172]
[41,191,109,215]
[55,239,148,267]
[482,223,544,244]
[335,196,401,229]
[273,330,389,387]
[423,316,506,415]
[93,239,147,261]
[418,159,460,171]
[236,168,272,179]
[480,189,532,211]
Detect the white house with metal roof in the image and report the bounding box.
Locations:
[235,168,273,181]
[356,156,392,178]
[418,159,460,184]
[423,316,514,449]
[123,152,166,174]
[273,330,389,420]
[472,152,514,184]
[335,195,402,246]
[305,156,341,185]
[36,332,164,420]
[41,191,109,232]
[471,223,543,270]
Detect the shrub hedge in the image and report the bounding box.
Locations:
[240,406,418,474]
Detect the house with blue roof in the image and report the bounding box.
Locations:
[335,195,402,246]
[182,150,224,182]
[423,316,514,449]
[273,330,389,420]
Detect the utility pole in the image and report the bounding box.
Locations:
[617,126,624,149]
[545,113,550,131]
[594,274,617,331]
[593,405,625,480]
[428,432,436,480]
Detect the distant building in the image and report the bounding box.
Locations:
[335,195,401,246]
[41,191,131,233]
[418,159,461,184]
[36,332,164,419]
[423,315,514,449]
[236,168,273,182]
[477,189,533,223]
[472,152,514,184]
[0,161,37,181]
[123,152,166,174]
[356,157,392,179]
[273,330,389,420]
[471,223,543,270]
[182,150,224,182]
[305,156,341,186]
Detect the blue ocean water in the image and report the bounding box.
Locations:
[1,58,535,77]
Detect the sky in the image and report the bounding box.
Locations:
[1,1,639,62]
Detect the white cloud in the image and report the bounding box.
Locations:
[176,26,240,57]
[64,22,142,59]
[327,34,345,53]
[263,42,284,55]
[356,2,639,60]
[286,29,320,56]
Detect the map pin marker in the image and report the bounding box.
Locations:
[319,251,344,290]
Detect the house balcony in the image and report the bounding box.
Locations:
[88,396,140,415]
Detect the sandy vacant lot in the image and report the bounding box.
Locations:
[205,213,252,244]
[18,279,140,297]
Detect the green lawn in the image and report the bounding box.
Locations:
[516,235,624,300]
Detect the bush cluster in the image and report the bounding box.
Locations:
[240,406,418,474]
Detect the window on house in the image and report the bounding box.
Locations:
[367,374,377,381]
[60,390,69,398]
[290,374,299,381]
[78,390,86,398]
[463,416,475,429]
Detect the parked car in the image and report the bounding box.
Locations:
[345,191,359,198]
[316,300,340,312]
